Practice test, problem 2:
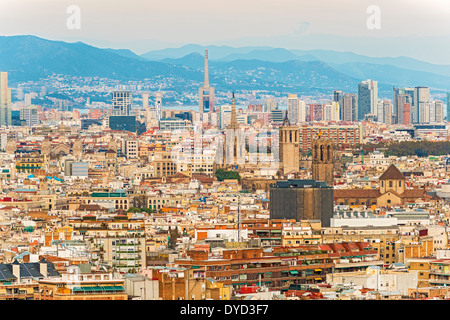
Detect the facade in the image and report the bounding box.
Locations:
[111,91,132,116]
[298,124,362,152]
[270,179,334,227]
[278,115,299,175]
[342,93,358,122]
[414,86,430,124]
[108,115,136,133]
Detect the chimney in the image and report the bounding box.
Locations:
[12,260,20,282]
[40,258,48,278]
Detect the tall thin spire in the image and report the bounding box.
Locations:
[204,49,209,88]
[230,92,238,130]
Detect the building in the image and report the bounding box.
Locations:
[36,267,127,300]
[270,179,334,227]
[20,105,39,126]
[287,94,299,123]
[159,118,190,131]
[311,138,334,186]
[358,80,378,120]
[81,118,102,130]
[413,86,430,124]
[383,100,392,125]
[298,124,362,152]
[108,115,136,133]
[111,91,132,116]
[396,94,412,125]
[334,164,426,207]
[270,109,284,124]
[278,113,299,175]
[199,49,215,114]
[341,93,358,122]
[0,72,12,126]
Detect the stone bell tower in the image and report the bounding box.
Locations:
[311,137,334,187]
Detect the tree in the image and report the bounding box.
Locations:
[215,169,241,182]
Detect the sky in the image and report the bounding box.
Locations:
[0,0,449,64]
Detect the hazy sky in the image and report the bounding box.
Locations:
[0,0,449,63]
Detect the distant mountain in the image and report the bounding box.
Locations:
[142,44,450,90]
[140,44,274,61]
[104,48,147,61]
[218,48,302,63]
[330,62,450,91]
[161,52,205,69]
[0,35,201,83]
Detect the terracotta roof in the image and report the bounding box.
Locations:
[334,189,381,198]
[379,164,405,180]
[401,189,426,199]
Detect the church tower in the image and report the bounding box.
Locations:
[279,111,300,175]
[311,135,334,186]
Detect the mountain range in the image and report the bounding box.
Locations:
[1,35,449,97]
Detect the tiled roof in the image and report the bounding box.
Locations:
[379,164,405,180]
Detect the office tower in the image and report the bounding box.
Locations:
[376,100,383,122]
[383,100,392,124]
[433,100,444,123]
[264,98,278,112]
[199,49,215,114]
[279,113,300,175]
[342,93,358,122]
[142,92,150,109]
[270,179,334,227]
[111,91,132,116]
[311,138,334,187]
[0,72,12,126]
[287,94,299,123]
[396,94,411,125]
[298,100,306,122]
[358,79,378,120]
[413,86,430,124]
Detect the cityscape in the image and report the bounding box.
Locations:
[0,0,450,306]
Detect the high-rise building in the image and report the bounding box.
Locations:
[358,79,378,120]
[20,105,39,127]
[342,93,358,122]
[263,98,278,112]
[383,100,392,124]
[142,92,149,110]
[111,91,132,116]
[413,86,430,124]
[287,94,299,123]
[199,49,215,114]
[433,100,444,123]
[395,94,411,125]
[0,72,12,126]
[323,102,340,121]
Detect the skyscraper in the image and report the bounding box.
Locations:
[358,79,378,120]
[199,49,215,114]
[396,94,412,125]
[383,100,392,124]
[0,72,12,127]
[342,93,358,122]
[111,91,132,116]
[287,94,299,123]
[413,86,430,124]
